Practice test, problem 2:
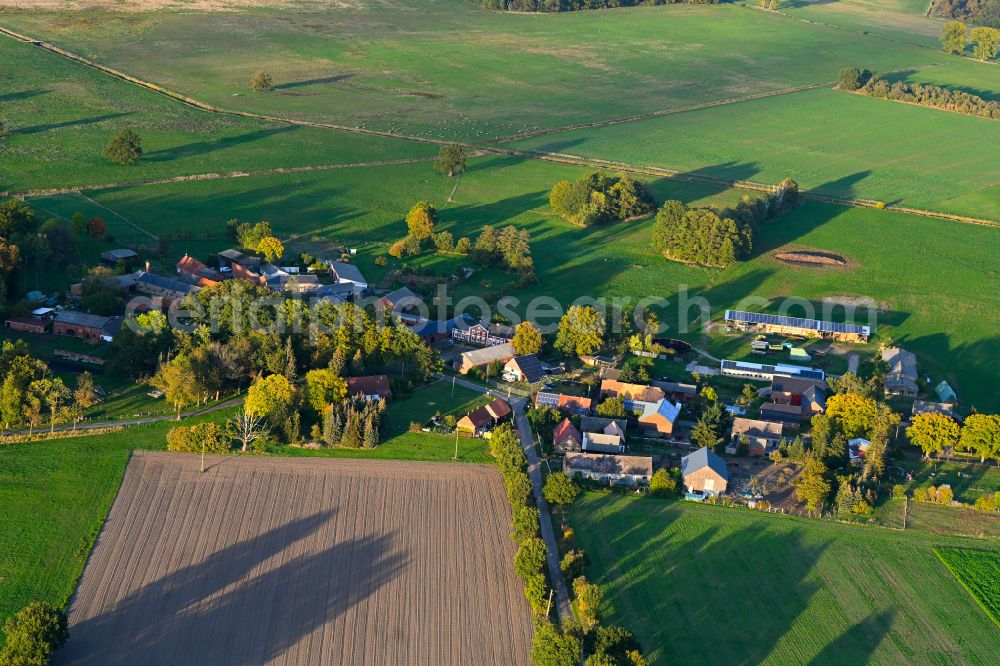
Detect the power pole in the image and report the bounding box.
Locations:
[451,374,456,397]
[453,427,460,461]
[200,438,206,474]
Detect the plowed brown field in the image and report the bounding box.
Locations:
[57,451,532,665]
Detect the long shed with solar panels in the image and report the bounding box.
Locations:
[724,310,871,343]
[720,359,826,382]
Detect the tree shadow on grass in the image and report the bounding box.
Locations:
[12,112,132,136]
[143,126,299,162]
[274,74,356,90]
[59,509,409,665]
[0,88,49,102]
[808,609,896,665]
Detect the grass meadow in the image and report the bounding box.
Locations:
[569,493,1000,665]
[29,157,999,409]
[0,37,434,193]
[934,547,1000,627]
[3,1,946,141]
[509,86,1000,218]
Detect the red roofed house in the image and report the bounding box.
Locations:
[176,254,222,287]
[600,379,666,404]
[457,397,511,436]
[346,375,392,401]
[553,418,582,454]
[232,262,267,287]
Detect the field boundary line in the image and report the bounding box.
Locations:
[489,81,833,144]
[77,192,158,240]
[4,157,437,199]
[3,24,999,229]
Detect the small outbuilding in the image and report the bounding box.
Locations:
[681,447,729,496]
[564,452,653,487]
[503,354,546,384]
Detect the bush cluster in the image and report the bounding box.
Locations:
[550,172,652,227]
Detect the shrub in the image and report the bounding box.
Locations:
[166,422,230,453]
[101,128,143,165]
[374,255,388,266]
[0,601,68,666]
[649,468,678,497]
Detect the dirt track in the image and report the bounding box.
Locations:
[58,452,532,665]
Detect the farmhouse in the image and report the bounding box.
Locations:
[725,309,871,343]
[329,261,368,292]
[580,416,628,438]
[346,375,392,401]
[53,310,113,344]
[760,402,803,427]
[176,254,222,286]
[136,271,200,305]
[600,379,666,409]
[564,452,653,486]
[535,392,592,415]
[681,447,729,496]
[379,287,422,314]
[457,398,511,435]
[503,354,546,384]
[720,359,825,382]
[5,308,54,334]
[770,376,827,417]
[636,399,681,436]
[730,418,784,456]
[402,315,469,345]
[451,317,515,347]
[456,343,516,374]
[553,418,582,453]
[582,432,625,454]
[881,347,919,398]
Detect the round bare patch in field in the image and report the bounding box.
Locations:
[772,246,854,270]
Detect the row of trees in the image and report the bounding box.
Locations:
[549,172,653,227]
[839,66,1000,120]
[936,0,1000,28]
[0,340,99,434]
[907,411,1000,463]
[941,19,1000,57]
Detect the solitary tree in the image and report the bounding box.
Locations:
[971,27,1000,61]
[230,409,269,453]
[405,200,437,240]
[72,371,99,429]
[435,143,467,177]
[649,468,678,497]
[543,472,579,508]
[0,601,68,666]
[512,321,543,356]
[941,21,968,55]
[245,373,296,424]
[906,412,959,459]
[250,71,274,92]
[86,217,107,239]
[151,355,198,419]
[101,128,143,165]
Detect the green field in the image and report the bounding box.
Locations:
[2,1,945,142]
[275,379,494,463]
[934,547,1000,627]
[27,156,999,409]
[570,493,1000,665]
[0,36,434,193]
[509,85,1000,218]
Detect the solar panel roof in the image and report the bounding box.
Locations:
[725,310,870,336]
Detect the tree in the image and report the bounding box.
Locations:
[649,468,677,497]
[151,355,199,419]
[555,305,605,356]
[971,26,1000,60]
[250,71,274,92]
[435,143,467,177]
[825,392,879,439]
[85,217,107,239]
[432,231,454,252]
[511,321,543,356]
[957,413,1000,463]
[531,622,582,666]
[596,396,628,419]
[514,537,547,579]
[796,456,831,514]
[941,20,968,54]
[691,402,731,451]
[236,220,273,251]
[255,235,284,263]
[229,409,269,453]
[29,377,70,434]
[245,373,296,425]
[405,200,437,240]
[101,128,143,165]
[837,67,863,91]
[304,368,347,414]
[573,576,603,626]
[0,601,68,666]
[906,412,960,459]
[72,371,98,429]
[544,472,579,507]
[455,236,472,254]
[166,422,230,454]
